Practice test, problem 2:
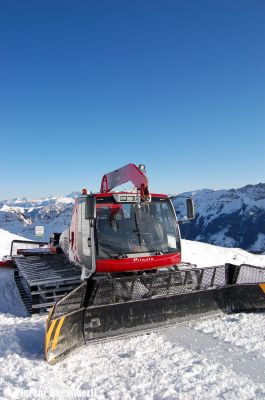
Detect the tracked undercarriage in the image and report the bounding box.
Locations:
[13,253,81,314]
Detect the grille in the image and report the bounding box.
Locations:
[236,264,265,284]
[91,265,228,306]
[51,263,265,319]
[52,283,87,319]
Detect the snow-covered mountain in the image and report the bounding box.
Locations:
[0,195,76,241]
[172,183,265,253]
[0,183,264,252]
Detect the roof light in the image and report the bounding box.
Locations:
[120,196,127,201]
[82,188,88,195]
[113,194,146,203]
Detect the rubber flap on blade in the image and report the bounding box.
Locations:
[45,283,87,364]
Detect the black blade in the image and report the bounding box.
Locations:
[45,265,265,364]
[45,283,86,364]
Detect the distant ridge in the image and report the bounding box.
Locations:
[172,183,265,252]
[0,183,264,252]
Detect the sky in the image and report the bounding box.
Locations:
[0,0,264,198]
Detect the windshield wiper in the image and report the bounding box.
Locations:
[99,243,128,259]
[133,211,163,255]
[133,227,163,255]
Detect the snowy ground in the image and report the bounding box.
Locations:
[181,239,265,268]
[1,229,265,400]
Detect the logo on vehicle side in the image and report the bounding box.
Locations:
[133,257,154,262]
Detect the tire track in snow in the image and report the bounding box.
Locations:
[163,324,265,385]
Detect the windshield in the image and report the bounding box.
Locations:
[96,196,180,259]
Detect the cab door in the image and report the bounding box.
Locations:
[76,198,92,270]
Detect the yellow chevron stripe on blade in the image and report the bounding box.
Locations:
[259,283,265,293]
[51,316,65,351]
[45,320,57,353]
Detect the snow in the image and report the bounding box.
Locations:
[0,229,30,258]
[0,197,73,242]
[1,229,265,399]
[181,239,265,268]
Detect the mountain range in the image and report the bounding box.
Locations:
[172,183,265,253]
[0,183,264,252]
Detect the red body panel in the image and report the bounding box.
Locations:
[0,260,14,268]
[96,252,181,273]
[100,163,148,198]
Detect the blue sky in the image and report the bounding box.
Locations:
[0,0,264,198]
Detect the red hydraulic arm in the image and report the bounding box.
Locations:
[100,163,149,200]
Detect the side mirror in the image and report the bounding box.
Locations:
[186,198,195,220]
[85,195,96,220]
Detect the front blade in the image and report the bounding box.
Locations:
[83,283,265,342]
[45,283,87,364]
[45,265,265,364]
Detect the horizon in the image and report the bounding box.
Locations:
[1,180,264,202]
[1,1,264,198]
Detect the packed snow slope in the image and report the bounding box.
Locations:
[0,229,30,260]
[1,230,265,399]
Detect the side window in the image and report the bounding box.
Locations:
[77,201,83,234]
[123,204,131,219]
[156,203,163,224]
[81,202,90,237]
[161,203,175,234]
[96,206,110,234]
